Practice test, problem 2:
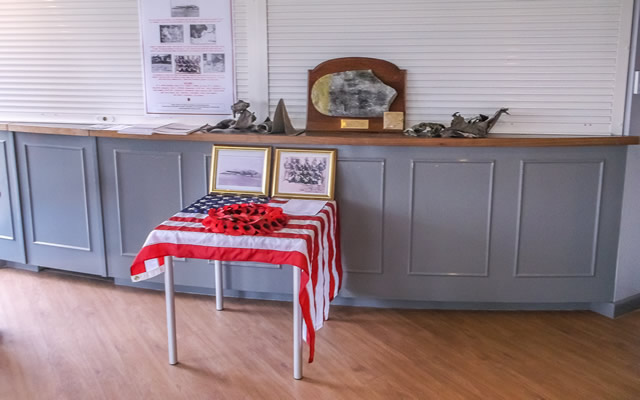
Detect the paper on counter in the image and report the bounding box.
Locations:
[108,124,132,131]
[279,199,327,216]
[153,123,203,135]
[118,125,157,135]
[88,124,132,130]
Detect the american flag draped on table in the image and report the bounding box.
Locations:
[130,194,343,362]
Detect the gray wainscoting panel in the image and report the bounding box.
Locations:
[515,160,604,277]
[114,149,183,256]
[15,133,106,275]
[336,158,385,274]
[409,160,494,276]
[0,138,14,240]
[99,139,195,282]
[25,144,91,250]
[204,153,212,193]
[0,131,26,264]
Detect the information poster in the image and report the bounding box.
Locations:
[139,0,234,114]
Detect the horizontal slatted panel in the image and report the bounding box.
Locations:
[267,0,632,135]
[0,0,247,124]
[233,0,249,103]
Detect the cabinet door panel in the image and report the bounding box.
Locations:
[0,131,26,264]
[16,133,106,275]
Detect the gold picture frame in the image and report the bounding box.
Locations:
[209,145,272,196]
[272,148,337,200]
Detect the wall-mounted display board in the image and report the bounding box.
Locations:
[139,0,235,115]
[306,57,406,133]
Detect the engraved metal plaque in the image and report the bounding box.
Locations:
[340,119,370,130]
[383,112,404,130]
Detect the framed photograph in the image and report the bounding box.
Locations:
[209,146,271,196]
[272,148,337,200]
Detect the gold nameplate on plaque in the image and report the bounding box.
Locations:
[340,119,369,130]
[384,112,404,130]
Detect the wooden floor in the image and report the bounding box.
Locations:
[1,267,639,400]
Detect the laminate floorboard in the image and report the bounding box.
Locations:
[1,267,639,399]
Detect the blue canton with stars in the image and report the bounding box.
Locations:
[181,193,270,214]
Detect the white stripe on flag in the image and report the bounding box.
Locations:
[143,229,313,275]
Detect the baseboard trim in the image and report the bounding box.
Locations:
[332,297,593,312]
[113,278,604,313]
[2,261,41,272]
[591,293,640,318]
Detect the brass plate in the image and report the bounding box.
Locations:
[340,119,369,130]
[384,112,404,130]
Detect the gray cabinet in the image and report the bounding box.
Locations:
[0,131,26,264]
[15,132,106,276]
[335,146,625,304]
[4,131,629,307]
[97,139,626,304]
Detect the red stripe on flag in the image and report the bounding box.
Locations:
[326,202,343,293]
[169,216,206,223]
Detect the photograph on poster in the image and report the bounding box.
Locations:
[190,24,216,44]
[210,146,271,195]
[272,149,336,200]
[171,0,199,17]
[203,53,225,73]
[175,55,201,74]
[151,54,172,73]
[160,25,184,43]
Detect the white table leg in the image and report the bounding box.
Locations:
[164,256,178,365]
[293,266,303,380]
[214,260,224,311]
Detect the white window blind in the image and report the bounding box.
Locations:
[0,0,634,135]
[0,0,249,125]
[267,0,634,135]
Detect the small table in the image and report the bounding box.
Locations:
[130,194,342,379]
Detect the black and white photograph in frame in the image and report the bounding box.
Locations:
[190,24,216,44]
[159,25,184,43]
[272,148,337,200]
[203,53,225,73]
[174,55,201,74]
[151,54,172,73]
[210,146,272,196]
[171,0,199,17]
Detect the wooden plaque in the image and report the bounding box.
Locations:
[306,57,406,133]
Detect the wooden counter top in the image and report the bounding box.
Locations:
[90,129,640,147]
[5,122,640,147]
[8,123,91,136]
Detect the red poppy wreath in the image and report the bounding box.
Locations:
[202,203,288,236]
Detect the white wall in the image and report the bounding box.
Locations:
[0,0,634,135]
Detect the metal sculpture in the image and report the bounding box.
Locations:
[204,99,301,135]
[404,108,510,138]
